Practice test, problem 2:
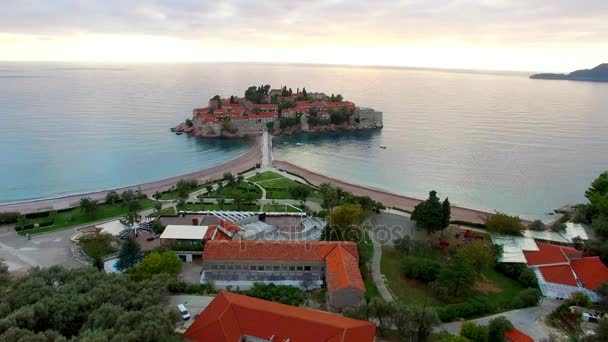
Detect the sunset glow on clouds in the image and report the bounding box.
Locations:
[1,0,607,71]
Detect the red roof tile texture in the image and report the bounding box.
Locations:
[523,243,580,266]
[570,256,608,291]
[539,265,578,287]
[504,328,534,342]
[183,291,376,342]
[203,240,365,291]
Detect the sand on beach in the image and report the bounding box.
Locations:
[0,136,262,214]
[273,160,493,225]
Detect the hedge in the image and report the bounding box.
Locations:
[0,212,20,224]
[437,297,497,322]
[24,211,52,219]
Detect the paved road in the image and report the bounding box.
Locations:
[435,298,562,341]
[169,295,215,332]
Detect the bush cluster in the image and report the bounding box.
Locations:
[400,256,441,281]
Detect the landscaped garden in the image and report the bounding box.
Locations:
[15,197,155,236]
[248,171,320,200]
[261,204,302,213]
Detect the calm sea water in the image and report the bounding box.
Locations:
[1,63,607,219]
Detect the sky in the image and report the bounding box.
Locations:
[1,0,607,72]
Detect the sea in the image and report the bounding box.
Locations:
[1,62,607,220]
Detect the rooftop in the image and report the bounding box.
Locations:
[504,328,534,342]
[570,256,608,291]
[523,242,580,266]
[203,240,364,292]
[159,225,210,240]
[183,291,376,342]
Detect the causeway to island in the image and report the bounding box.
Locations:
[172,85,383,138]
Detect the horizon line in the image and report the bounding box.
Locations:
[0,60,544,75]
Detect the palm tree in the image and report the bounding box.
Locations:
[153,201,163,216]
[197,193,206,210]
[205,184,213,195]
[80,197,98,218]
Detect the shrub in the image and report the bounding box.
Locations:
[509,288,541,309]
[518,267,538,288]
[529,219,546,231]
[0,212,20,224]
[247,283,304,306]
[485,213,525,235]
[460,321,489,342]
[401,256,441,281]
[437,297,496,322]
[488,316,513,342]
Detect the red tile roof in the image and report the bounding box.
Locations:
[504,328,533,342]
[523,243,579,266]
[570,257,608,291]
[539,265,578,287]
[203,241,364,292]
[183,291,376,342]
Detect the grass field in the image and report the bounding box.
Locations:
[361,233,381,299]
[381,244,523,310]
[207,181,262,199]
[179,203,260,212]
[16,199,155,236]
[249,171,320,200]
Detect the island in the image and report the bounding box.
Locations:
[530,63,608,82]
[172,85,383,138]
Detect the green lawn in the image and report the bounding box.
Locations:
[159,207,177,216]
[262,204,302,213]
[360,234,381,300]
[179,203,260,212]
[16,199,155,236]
[207,181,262,199]
[248,171,319,200]
[159,183,211,200]
[248,171,284,182]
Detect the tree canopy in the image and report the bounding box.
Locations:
[116,238,142,271]
[326,203,366,241]
[79,197,98,218]
[485,212,525,235]
[0,266,180,341]
[586,171,608,216]
[411,191,450,235]
[130,251,183,281]
[458,241,495,275]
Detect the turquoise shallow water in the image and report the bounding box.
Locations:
[1,62,608,220]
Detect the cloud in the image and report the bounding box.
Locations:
[0,0,607,69]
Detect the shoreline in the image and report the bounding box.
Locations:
[273,160,497,225]
[0,136,262,214]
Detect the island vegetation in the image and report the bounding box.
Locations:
[530,63,608,82]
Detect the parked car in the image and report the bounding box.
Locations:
[177,304,191,320]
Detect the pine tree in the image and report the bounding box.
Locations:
[116,238,142,271]
[441,197,451,235]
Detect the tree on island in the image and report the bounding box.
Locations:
[185,118,193,127]
[79,197,98,218]
[210,94,222,108]
[411,191,450,235]
[116,237,142,271]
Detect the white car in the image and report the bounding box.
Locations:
[177,304,191,320]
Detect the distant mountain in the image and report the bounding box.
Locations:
[530,63,608,82]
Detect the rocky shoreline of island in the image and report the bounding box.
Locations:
[171,85,383,138]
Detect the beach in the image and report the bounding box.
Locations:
[0,136,262,214]
[274,160,494,225]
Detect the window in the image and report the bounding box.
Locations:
[250,265,256,271]
[296,266,303,271]
[289,266,295,271]
[211,265,218,270]
[257,266,264,271]
[274,266,280,271]
[219,265,226,270]
[227,265,234,270]
[304,266,311,271]
[235,265,241,270]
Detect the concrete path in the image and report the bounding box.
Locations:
[0,202,175,273]
[435,298,562,341]
[370,236,395,302]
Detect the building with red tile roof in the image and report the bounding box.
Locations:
[504,328,534,342]
[183,291,376,342]
[521,242,608,302]
[200,240,366,311]
[570,257,608,291]
[523,242,581,266]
